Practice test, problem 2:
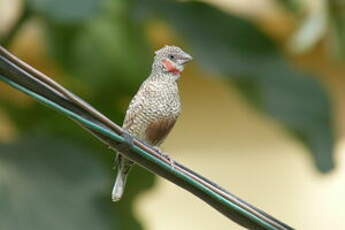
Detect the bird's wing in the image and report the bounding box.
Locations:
[122,92,144,131]
[145,117,176,146]
[122,81,178,146]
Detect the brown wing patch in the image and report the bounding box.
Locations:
[145,117,177,146]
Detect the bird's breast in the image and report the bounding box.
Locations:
[125,81,181,146]
[140,82,180,144]
[145,81,181,116]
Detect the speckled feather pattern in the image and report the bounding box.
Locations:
[123,77,181,146]
[112,45,192,201]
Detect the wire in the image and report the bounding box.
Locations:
[0,46,294,230]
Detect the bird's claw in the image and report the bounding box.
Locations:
[122,131,134,145]
[117,130,134,153]
[165,154,176,169]
[119,133,176,169]
[153,147,175,169]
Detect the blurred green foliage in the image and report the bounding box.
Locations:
[0,0,338,229]
[277,0,345,58]
[275,0,305,13]
[329,0,345,57]
[135,0,334,171]
[0,136,111,230]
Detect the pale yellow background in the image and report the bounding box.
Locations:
[134,0,345,229]
[2,0,345,229]
[135,72,345,230]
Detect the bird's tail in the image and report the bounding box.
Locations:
[112,155,132,202]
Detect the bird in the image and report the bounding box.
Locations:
[112,45,192,202]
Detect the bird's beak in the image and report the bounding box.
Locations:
[180,53,193,64]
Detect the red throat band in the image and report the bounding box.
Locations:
[161,59,181,75]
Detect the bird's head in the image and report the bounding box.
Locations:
[152,45,192,78]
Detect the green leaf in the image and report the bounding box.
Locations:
[27,0,103,24]
[134,0,281,78]
[287,0,328,54]
[274,0,305,14]
[258,65,334,172]
[329,0,345,58]
[41,1,152,116]
[0,136,113,230]
[135,0,335,172]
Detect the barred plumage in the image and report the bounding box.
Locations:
[112,45,192,201]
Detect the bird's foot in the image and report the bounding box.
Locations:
[153,147,175,169]
[117,130,134,153]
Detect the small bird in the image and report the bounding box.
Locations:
[112,45,192,201]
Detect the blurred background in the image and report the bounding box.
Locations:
[0,0,345,229]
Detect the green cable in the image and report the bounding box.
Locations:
[0,74,278,230]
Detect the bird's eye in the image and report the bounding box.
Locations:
[169,55,175,60]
